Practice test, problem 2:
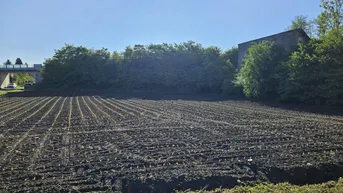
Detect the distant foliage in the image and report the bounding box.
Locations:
[42,42,239,94]
[12,73,34,86]
[4,59,12,65]
[42,45,113,89]
[15,58,23,65]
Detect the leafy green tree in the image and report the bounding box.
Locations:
[317,0,343,36]
[197,46,227,92]
[221,47,238,67]
[42,44,112,88]
[317,12,330,36]
[281,29,343,104]
[279,39,324,103]
[279,0,343,105]
[219,47,241,95]
[236,41,287,99]
[287,15,316,37]
[12,73,34,86]
[317,29,343,104]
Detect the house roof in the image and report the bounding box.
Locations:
[238,28,310,46]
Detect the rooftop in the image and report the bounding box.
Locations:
[238,28,310,46]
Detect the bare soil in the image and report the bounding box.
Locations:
[0,92,343,192]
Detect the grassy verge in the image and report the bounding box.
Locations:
[179,178,343,193]
[0,89,24,96]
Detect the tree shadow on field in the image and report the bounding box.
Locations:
[258,101,343,117]
[4,91,342,116]
[3,90,233,102]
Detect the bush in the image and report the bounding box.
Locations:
[280,30,343,105]
[235,41,288,100]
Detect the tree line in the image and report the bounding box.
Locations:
[41,42,239,94]
[41,0,342,105]
[3,58,28,67]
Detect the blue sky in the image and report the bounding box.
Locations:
[1,0,322,64]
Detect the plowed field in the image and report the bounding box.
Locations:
[0,92,343,192]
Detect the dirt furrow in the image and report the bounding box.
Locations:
[0,97,59,164]
[29,97,67,169]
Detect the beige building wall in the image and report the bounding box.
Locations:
[0,72,10,89]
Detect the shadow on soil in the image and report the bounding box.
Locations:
[4,90,343,116]
[3,90,231,102]
[118,162,343,192]
[258,101,343,117]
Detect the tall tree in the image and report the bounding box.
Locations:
[15,58,23,68]
[236,41,288,99]
[287,15,316,37]
[317,0,343,36]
